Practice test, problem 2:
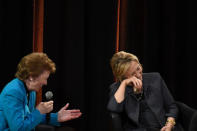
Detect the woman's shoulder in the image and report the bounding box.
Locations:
[143,72,162,79]
[1,78,26,99]
[142,72,163,84]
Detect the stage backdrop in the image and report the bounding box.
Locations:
[1,0,197,131]
[0,0,33,91]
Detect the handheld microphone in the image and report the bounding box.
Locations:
[45,91,53,124]
[45,91,53,101]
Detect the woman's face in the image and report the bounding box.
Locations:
[124,61,143,80]
[27,70,50,91]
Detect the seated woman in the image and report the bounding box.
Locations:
[0,52,82,131]
[107,51,182,131]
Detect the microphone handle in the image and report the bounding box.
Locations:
[46,113,50,124]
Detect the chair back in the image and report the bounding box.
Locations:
[176,101,196,131]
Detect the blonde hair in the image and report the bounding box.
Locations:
[15,52,56,81]
[110,51,140,81]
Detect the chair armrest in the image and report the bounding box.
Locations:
[35,124,55,131]
[189,112,197,131]
[35,124,75,131]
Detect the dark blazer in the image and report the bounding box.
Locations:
[107,72,178,130]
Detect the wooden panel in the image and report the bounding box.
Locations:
[119,0,128,51]
[33,0,44,105]
[116,0,120,53]
[116,0,128,52]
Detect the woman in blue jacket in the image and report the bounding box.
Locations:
[0,52,82,131]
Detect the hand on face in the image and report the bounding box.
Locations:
[124,76,142,93]
[123,61,143,93]
[58,103,82,122]
[36,101,54,114]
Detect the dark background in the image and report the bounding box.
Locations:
[1,0,197,131]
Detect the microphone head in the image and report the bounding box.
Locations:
[45,91,53,101]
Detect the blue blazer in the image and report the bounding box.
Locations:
[0,78,59,131]
[107,72,178,129]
